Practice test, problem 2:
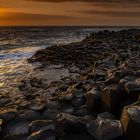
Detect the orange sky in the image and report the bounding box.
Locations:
[0,0,140,26]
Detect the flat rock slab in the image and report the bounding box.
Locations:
[27,129,55,140]
[1,119,29,137]
[29,120,55,134]
[30,66,70,84]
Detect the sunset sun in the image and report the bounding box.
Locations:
[0,8,6,14]
[0,8,10,17]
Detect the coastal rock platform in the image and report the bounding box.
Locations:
[0,29,140,140]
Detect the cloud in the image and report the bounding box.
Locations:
[82,10,140,17]
[0,11,80,25]
[25,0,140,8]
[25,0,140,4]
[1,12,77,20]
[0,5,5,8]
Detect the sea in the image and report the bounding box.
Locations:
[0,26,137,96]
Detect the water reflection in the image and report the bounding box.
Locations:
[0,26,109,99]
[0,47,40,98]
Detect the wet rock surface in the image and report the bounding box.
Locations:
[0,29,140,140]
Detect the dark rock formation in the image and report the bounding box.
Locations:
[56,113,87,137]
[1,29,140,140]
[121,101,140,140]
[87,112,124,140]
[101,84,125,116]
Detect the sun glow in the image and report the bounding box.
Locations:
[0,8,6,12]
[0,8,7,17]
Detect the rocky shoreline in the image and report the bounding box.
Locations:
[0,29,140,140]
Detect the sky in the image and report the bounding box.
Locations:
[0,0,140,26]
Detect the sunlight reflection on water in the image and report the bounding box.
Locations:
[0,47,41,97]
[0,27,89,98]
[0,26,121,99]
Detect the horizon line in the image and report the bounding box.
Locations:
[0,25,140,27]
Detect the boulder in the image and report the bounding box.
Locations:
[86,88,100,110]
[121,101,140,140]
[87,112,124,140]
[101,84,125,116]
[56,113,86,137]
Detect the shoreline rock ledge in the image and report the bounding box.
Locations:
[0,29,140,140]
